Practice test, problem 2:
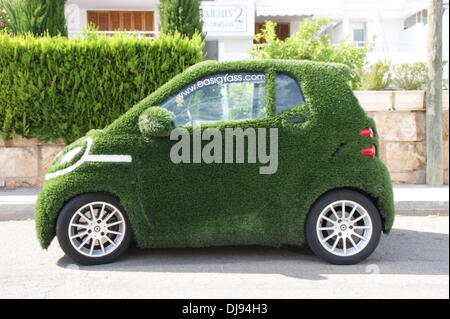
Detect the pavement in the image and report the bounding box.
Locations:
[0,215,448,298]
[0,184,448,221]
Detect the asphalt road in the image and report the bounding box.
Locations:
[0,215,448,299]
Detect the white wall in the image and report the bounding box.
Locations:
[331,21,344,44]
[218,38,253,61]
[365,18,427,64]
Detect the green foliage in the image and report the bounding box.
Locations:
[250,19,367,89]
[35,60,394,250]
[361,60,392,90]
[0,32,204,142]
[158,0,204,39]
[0,0,67,36]
[393,62,427,90]
[43,0,66,37]
[139,107,174,137]
[0,4,6,31]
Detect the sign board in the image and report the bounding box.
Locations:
[202,4,247,32]
[201,1,254,37]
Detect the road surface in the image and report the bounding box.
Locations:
[0,215,448,298]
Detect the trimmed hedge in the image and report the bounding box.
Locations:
[0,33,204,142]
[36,59,395,251]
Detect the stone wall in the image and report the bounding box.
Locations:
[355,90,449,184]
[0,138,65,188]
[0,90,449,188]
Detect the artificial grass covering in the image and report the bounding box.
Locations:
[36,59,395,249]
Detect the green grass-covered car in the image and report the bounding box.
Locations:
[36,60,395,265]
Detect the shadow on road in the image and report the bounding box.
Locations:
[57,228,449,280]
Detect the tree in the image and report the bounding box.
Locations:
[158,0,204,39]
[42,0,67,37]
[426,0,444,186]
[250,19,367,89]
[0,0,67,36]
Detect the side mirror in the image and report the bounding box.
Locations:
[138,107,174,138]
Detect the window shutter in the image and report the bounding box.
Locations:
[133,12,143,31]
[122,12,132,29]
[97,12,110,31]
[276,23,290,40]
[254,22,265,43]
[111,12,121,30]
[87,12,98,27]
[144,12,154,31]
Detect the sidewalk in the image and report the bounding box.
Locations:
[0,185,448,221]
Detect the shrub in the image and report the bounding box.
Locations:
[393,62,427,90]
[249,19,367,89]
[158,0,204,39]
[0,0,67,36]
[360,60,392,90]
[0,32,204,142]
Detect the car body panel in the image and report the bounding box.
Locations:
[35,60,395,250]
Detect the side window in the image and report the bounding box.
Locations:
[160,72,266,126]
[275,73,305,114]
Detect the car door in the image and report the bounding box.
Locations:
[135,71,281,247]
[271,72,317,243]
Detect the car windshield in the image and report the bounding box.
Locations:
[160,72,267,127]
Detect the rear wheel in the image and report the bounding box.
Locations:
[305,189,382,265]
[56,193,132,265]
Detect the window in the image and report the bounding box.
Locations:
[160,73,267,126]
[275,73,304,114]
[353,29,365,42]
[87,11,155,37]
[254,22,290,43]
[351,22,367,47]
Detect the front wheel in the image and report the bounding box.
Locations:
[305,189,382,265]
[56,193,132,265]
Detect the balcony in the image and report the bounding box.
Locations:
[68,30,160,39]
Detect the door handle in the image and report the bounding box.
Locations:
[285,117,306,123]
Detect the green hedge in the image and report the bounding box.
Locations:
[0,33,204,142]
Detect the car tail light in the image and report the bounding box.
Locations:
[361,145,376,158]
[360,128,374,138]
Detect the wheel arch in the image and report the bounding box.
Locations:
[307,186,391,233]
[36,186,134,250]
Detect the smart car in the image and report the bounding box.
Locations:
[36,60,395,265]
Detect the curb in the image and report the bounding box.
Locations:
[0,185,449,221]
[0,204,36,220]
[0,200,448,221]
[395,202,449,216]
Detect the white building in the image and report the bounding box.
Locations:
[65,0,449,69]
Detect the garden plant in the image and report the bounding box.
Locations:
[250,19,367,89]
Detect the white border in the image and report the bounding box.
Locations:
[45,137,132,180]
[85,155,132,162]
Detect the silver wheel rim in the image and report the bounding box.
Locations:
[68,201,126,258]
[316,200,372,257]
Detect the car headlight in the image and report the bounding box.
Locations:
[56,146,83,165]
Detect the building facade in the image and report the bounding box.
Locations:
[65,0,449,75]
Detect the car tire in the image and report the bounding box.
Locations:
[56,193,132,265]
[305,189,382,265]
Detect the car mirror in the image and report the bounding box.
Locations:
[138,107,175,138]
